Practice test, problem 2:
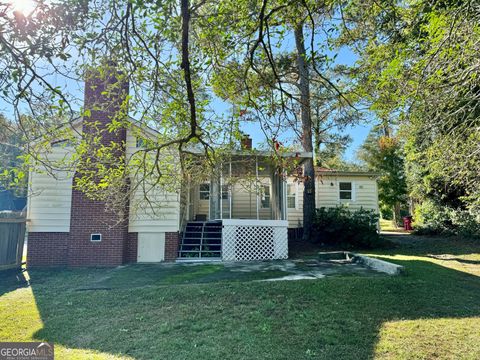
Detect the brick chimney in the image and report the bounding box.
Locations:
[68,63,131,267]
[82,64,129,147]
[241,135,252,150]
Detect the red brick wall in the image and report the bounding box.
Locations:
[164,232,179,261]
[83,65,129,148]
[67,65,130,267]
[27,233,69,267]
[124,232,138,263]
[68,188,129,267]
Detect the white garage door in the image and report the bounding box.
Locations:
[137,233,165,262]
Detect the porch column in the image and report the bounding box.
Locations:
[255,156,259,220]
[281,171,287,221]
[229,160,232,219]
[220,163,223,219]
[270,169,281,221]
[210,174,221,220]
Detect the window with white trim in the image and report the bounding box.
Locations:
[199,183,210,200]
[261,185,270,208]
[90,233,102,242]
[221,184,229,200]
[339,182,353,200]
[287,183,297,209]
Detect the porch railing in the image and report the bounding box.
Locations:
[222,219,288,261]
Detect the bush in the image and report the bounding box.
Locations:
[379,204,393,220]
[312,206,380,249]
[413,200,480,238]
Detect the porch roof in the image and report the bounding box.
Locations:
[187,148,313,164]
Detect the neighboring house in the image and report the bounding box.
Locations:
[26,67,379,267]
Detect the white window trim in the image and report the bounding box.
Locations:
[338,181,356,202]
[287,182,299,210]
[221,184,230,200]
[90,233,102,242]
[260,184,271,209]
[199,183,210,201]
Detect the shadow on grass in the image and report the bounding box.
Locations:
[379,233,480,257]
[0,268,28,296]
[21,256,480,360]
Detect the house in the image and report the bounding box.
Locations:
[26,66,379,267]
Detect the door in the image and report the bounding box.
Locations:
[137,233,165,262]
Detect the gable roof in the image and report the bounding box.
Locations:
[36,116,313,162]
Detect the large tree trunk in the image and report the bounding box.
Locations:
[294,22,316,242]
[393,202,401,227]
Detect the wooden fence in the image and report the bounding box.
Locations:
[0,218,27,270]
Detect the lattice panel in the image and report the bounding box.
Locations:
[222,224,288,261]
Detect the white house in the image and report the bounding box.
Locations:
[26,67,379,267]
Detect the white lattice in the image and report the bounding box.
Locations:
[222,220,288,261]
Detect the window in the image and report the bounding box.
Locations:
[221,184,229,200]
[287,183,297,209]
[261,185,270,208]
[136,137,146,148]
[339,182,353,200]
[90,233,102,242]
[199,184,210,200]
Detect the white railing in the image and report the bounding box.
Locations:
[221,219,288,261]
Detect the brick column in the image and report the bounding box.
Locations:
[164,232,179,261]
[124,232,138,263]
[68,64,130,267]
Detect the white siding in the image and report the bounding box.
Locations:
[286,181,304,228]
[286,174,379,228]
[27,147,75,232]
[126,129,181,233]
[316,175,379,211]
[231,180,271,220]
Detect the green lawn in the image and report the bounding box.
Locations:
[1,236,479,359]
[380,218,406,232]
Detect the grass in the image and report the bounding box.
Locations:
[380,218,406,232]
[0,236,479,359]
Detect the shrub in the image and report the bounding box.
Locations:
[413,200,480,238]
[312,206,380,249]
[379,204,393,220]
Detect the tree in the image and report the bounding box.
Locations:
[201,0,358,241]
[339,0,480,216]
[310,70,358,168]
[1,0,359,232]
[1,0,238,215]
[358,125,407,224]
[0,114,26,196]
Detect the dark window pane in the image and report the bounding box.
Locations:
[199,184,210,200]
[339,182,352,191]
[287,196,296,208]
[340,191,352,200]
